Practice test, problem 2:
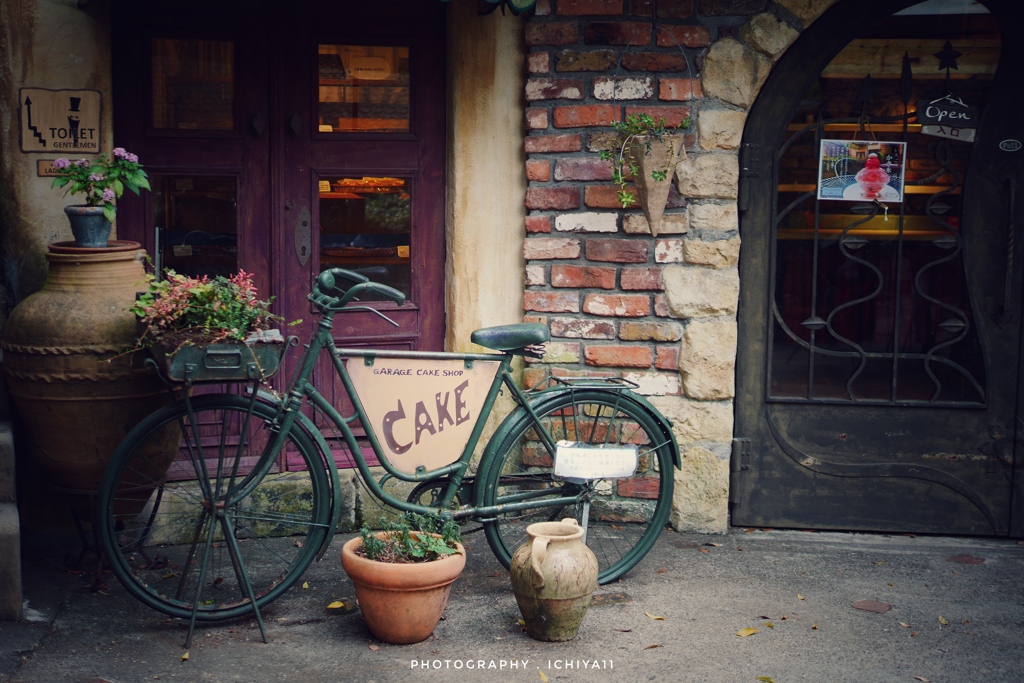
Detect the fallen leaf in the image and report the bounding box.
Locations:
[914,677,930,682]
[797,594,806,600]
[368,644,379,651]
[699,547,710,554]
[326,601,346,610]
[302,582,309,589]
[911,631,919,637]
[488,571,501,577]
[961,619,971,625]
[811,623,818,630]
[765,622,775,629]
[736,627,760,637]
[900,622,911,628]
[888,583,895,587]
[705,542,722,547]
[614,628,632,632]
[656,568,667,574]
[756,677,776,683]
[645,612,666,620]
[180,651,189,662]
[757,615,771,620]
[939,615,949,626]
[295,540,303,548]
[873,561,885,565]
[644,644,663,650]
[539,671,549,683]
[780,614,788,620]
[851,599,892,614]
[213,577,224,586]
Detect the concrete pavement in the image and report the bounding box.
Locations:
[2,528,1022,683]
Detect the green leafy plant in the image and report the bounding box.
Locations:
[599,113,690,208]
[131,269,288,349]
[50,148,150,223]
[357,512,463,564]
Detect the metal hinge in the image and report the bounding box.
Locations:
[739,143,761,214]
[731,437,752,473]
[729,437,752,509]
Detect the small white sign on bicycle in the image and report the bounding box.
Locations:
[554,441,638,480]
[348,357,500,474]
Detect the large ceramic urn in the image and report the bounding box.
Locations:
[1,241,171,516]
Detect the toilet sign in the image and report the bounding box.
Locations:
[19,88,101,153]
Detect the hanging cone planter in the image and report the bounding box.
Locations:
[625,135,686,237]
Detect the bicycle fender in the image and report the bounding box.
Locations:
[253,389,343,561]
[615,390,682,471]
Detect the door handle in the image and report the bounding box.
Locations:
[287,112,302,136]
[995,164,1020,326]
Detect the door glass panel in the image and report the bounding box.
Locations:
[317,44,410,133]
[769,0,998,405]
[318,176,411,297]
[153,174,238,278]
[151,38,235,130]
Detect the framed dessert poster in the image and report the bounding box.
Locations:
[817,139,907,203]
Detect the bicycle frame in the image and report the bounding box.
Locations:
[230,308,584,526]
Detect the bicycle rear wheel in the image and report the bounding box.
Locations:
[480,389,674,583]
[97,393,332,621]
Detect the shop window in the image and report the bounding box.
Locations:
[769,0,999,404]
[318,176,411,296]
[151,38,235,130]
[317,44,410,133]
[153,175,238,278]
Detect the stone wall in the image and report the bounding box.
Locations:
[521,0,834,532]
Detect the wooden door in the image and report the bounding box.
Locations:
[733,0,1024,536]
[112,0,447,472]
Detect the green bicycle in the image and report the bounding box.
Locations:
[96,268,679,644]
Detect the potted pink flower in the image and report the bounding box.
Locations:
[50,147,150,248]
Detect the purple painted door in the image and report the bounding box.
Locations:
[112,0,447,470]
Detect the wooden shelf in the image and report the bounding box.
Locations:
[778,183,960,195]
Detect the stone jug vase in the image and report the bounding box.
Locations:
[1,241,174,519]
[626,135,685,237]
[64,205,112,248]
[341,532,466,644]
[510,517,598,641]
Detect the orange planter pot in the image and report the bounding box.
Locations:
[341,533,466,644]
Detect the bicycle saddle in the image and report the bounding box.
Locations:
[471,322,549,354]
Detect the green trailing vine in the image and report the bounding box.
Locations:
[599,113,690,208]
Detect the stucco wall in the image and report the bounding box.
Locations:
[0,0,114,307]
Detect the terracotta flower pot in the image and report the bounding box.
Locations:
[341,532,466,644]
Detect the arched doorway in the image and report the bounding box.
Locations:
[734,0,1024,535]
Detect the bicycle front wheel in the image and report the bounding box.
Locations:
[480,390,674,584]
[97,394,332,621]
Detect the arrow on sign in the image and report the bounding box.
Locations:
[24,96,45,146]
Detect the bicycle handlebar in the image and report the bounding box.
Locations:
[310,268,407,312]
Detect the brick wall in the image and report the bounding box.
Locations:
[522,0,712,398]
[520,0,831,531]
